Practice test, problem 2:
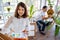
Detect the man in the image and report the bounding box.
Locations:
[35,6,48,35]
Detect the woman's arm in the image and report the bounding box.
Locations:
[4,16,13,28]
[2,16,13,34]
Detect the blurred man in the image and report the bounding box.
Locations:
[35,6,48,35]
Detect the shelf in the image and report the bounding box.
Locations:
[0,20,4,23]
[0,0,21,26]
[0,19,4,20]
[0,24,4,28]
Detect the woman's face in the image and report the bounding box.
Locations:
[18,6,25,17]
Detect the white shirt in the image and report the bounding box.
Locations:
[9,17,29,33]
[2,16,29,34]
[46,18,53,22]
[33,10,47,21]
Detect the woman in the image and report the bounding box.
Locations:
[47,6,54,16]
[2,2,29,40]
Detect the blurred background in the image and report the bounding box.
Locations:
[0,0,59,28]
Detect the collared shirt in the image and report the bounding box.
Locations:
[33,10,47,21]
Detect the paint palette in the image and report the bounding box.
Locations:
[11,33,27,38]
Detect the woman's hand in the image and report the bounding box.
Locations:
[22,29,28,34]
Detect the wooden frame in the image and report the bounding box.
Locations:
[0,37,4,40]
[28,22,37,39]
[0,33,13,40]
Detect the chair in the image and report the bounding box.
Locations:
[0,37,4,40]
[0,33,12,40]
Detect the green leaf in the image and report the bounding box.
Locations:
[29,5,36,18]
[55,18,60,25]
[47,0,54,6]
[46,24,53,30]
[30,10,36,18]
[30,5,34,15]
[55,25,60,36]
[47,0,51,4]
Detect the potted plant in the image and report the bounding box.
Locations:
[6,7,11,19]
[29,5,37,18]
[7,7,10,12]
[47,0,54,6]
[53,11,60,36]
[28,5,37,23]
